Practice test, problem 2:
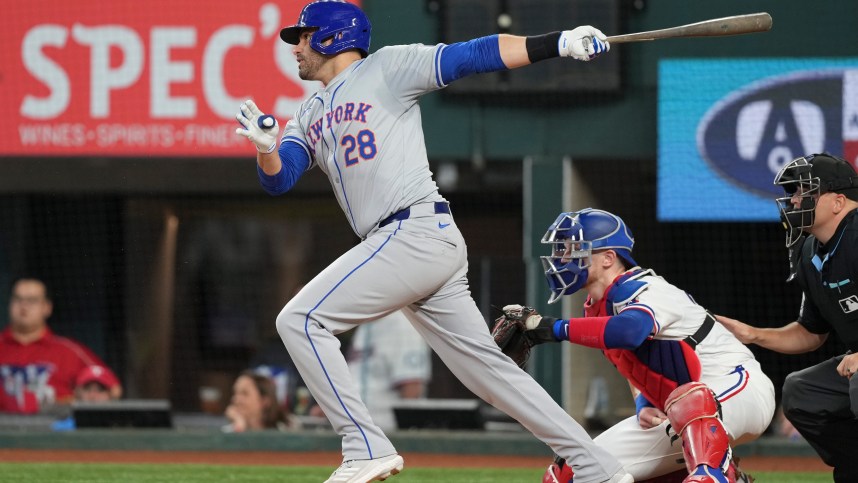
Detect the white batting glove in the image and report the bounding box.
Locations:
[235,99,279,154]
[559,26,609,61]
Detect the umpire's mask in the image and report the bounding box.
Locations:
[774,153,858,247]
[774,156,817,247]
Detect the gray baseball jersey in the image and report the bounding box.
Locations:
[281,44,445,238]
[274,44,623,481]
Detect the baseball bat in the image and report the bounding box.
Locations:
[606,12,772,44]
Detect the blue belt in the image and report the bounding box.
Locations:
[379,202,450,228]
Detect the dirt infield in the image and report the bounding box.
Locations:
[0,449,830,473]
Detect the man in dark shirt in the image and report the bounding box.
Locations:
[717,153,858,483]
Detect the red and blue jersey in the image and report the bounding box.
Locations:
[562,268,756,410]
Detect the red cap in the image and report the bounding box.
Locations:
[76,365,120,389]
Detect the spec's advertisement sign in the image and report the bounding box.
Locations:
[658,59,858,221]
[0,1,359,157]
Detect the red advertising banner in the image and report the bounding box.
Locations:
[0,0,358,157]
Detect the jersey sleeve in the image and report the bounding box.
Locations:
[375,44,447,101]
[281,115,315,170]
[257,114,314,195]
[632,283,701,340]
[798,291,831,334]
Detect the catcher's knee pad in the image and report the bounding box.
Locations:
[542,455,573,483]
[665,382,731,476]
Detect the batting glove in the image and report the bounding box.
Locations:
[559,26,609,61]
[235,99,279,154]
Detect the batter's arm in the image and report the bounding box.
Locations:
[499,26,609,68]
[497,35,530,68]
[257,149,281,176]
[436,27,608,86]
[715,315,828,354]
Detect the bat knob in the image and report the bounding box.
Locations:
[258,115,276,130]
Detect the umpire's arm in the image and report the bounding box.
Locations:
[715,316,827,354]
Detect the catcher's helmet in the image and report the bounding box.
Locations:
[541,208,637,303]
[280,0,371,57]
[774,153,858,247]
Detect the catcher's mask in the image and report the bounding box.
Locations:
[279,0,371,57]
[541,208,637,303]
[774,153,858,247]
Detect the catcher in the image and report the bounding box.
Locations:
[492,208,775,483]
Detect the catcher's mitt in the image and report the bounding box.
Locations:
[491,304,541,368]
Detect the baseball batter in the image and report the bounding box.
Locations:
[502,209,775,483]
[234,2,631,482]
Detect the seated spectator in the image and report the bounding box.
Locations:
[223,370,297,432]
[347,313,432,431]
[74,365,122,403]
[248,284,315,417]
[51,364,122,431]
[0,277,119,413]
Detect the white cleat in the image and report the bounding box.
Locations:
[324,454,404,483]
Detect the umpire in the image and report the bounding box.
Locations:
[717,152,858,483]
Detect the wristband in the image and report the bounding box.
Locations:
[525,31,561,63]
[635,393,654,418]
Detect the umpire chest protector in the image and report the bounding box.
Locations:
[795,209,858,352]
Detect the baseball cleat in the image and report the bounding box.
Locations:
[607,471,634,483]
[324,453,404,483]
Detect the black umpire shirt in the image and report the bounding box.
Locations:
[794,208,858,352]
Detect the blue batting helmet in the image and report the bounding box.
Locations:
[541,208,637,303]
[280,1,371,57]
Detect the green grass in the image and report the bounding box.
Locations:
[0,462,831,482]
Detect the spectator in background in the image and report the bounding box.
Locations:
[51,364,123,431]
[0,277,119,413]
[347,316,431,431]
[74,365,122,403]
[223,370,296,432]
[248,283,319,418]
